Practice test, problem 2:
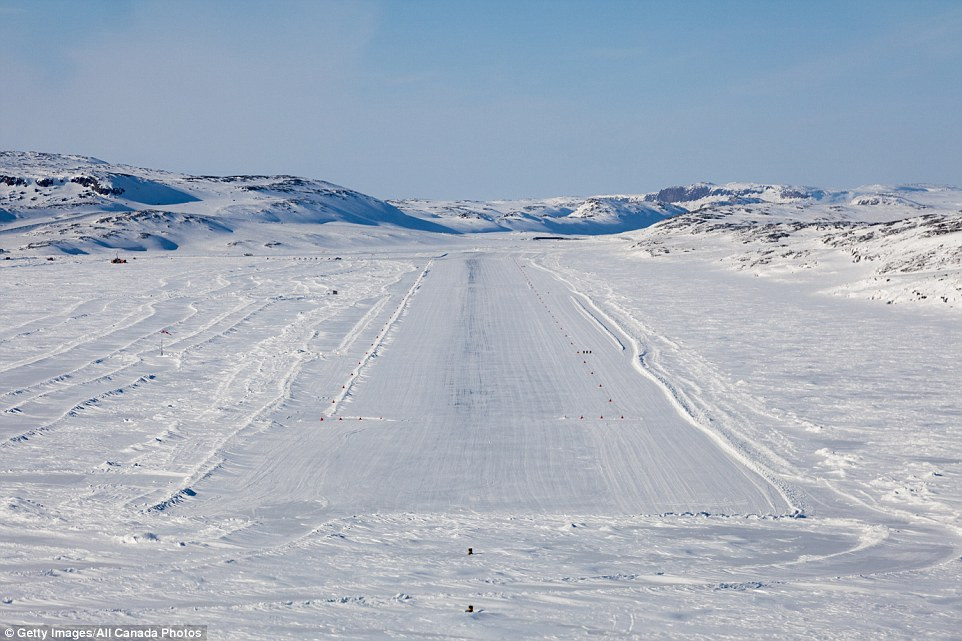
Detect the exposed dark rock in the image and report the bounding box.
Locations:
[70,175,125,196]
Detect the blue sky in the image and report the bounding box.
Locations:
[1,1,960,199]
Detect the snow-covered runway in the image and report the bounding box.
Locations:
[193,252,787,524]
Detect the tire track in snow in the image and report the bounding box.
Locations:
[142,315,326,514]
[326,261,433,418]
[0,298,89,344]
[570,296,625,352]
[334,294,391,355]
[0,262,347,445]
[2,373,158,445]
[0,298,160,377]
[0,297,271,444]
[137,260,420,514]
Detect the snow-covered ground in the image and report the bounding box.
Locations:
[2,151,961,638]
[2,234,960,639]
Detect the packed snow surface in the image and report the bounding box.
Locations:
[1,152,961,639]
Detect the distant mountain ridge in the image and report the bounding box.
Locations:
[642,182,827,207]
[389,195,685,234]
[1,151,959,255]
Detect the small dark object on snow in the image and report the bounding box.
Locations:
[111,257,127,264]
[467,547,473,555]
[465,605,474,613]
[332,290,338,295]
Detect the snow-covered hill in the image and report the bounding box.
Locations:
[625,184,962,310]
[391,195,685,234]
[0,151,454,255]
